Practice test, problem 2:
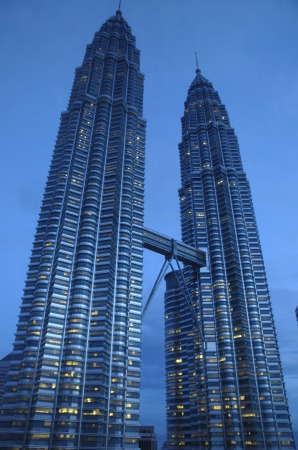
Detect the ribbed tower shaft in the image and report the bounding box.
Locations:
[0,10,145,450]
[165,67,295,449]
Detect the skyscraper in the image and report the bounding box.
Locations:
[0,7,145,449]
[164,66,295,448]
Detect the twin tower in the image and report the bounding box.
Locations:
[0,8,295,450]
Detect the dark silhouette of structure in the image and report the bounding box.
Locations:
[138,425,157,450]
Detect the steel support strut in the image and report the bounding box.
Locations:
[169,256,205,347]
[142,237,205,349]
[142,256,173,318]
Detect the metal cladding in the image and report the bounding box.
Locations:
[0,9,145,449]
[164,68,296,448]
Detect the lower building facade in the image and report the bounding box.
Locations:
[0,354,13,407]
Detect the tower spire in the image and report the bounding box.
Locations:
[116,0,122,15]
[195,51,201,74]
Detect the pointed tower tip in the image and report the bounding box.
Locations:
[116,0,122,15]
[195,51,201,74]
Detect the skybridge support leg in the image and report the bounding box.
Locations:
[142,236,204,348]
[142,256,173,319]
[169,257,205,349]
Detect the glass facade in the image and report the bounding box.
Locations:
[0,354,13,407]
[165,67,295,449]
[0,9,145,449]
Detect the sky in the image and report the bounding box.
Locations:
[0,0,298,446]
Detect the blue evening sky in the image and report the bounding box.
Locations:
[1,0,298,445]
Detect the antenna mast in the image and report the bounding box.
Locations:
[195,51,199,70]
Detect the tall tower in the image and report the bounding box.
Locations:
[0,8,145,449]
[165,66,295,449]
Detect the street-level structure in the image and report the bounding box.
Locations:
[138,425,157,450]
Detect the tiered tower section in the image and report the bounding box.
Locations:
[165,67,295,449]
[0,9,145,449]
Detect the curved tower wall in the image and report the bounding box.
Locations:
[0,10,145,450]
[165,68,295,449]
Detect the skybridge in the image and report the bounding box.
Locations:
[142,227,206,342]
[143,227,206,268]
